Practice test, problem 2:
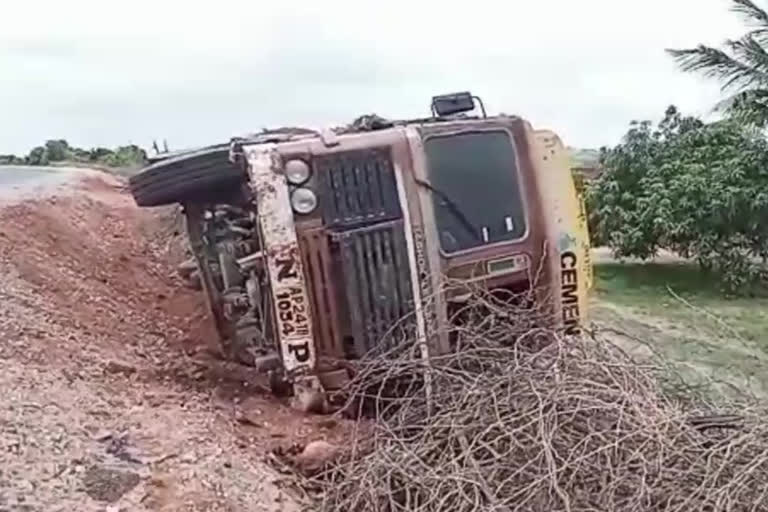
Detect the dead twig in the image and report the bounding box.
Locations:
[281,288,768,512]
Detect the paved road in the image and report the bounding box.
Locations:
[0,165,83,202]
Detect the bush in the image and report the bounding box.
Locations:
[44,139,71,162]
[25,146,49,166]
[97,144,147,168]
[0,141,147,170]
[587,106,768,294]
[0,154,25,165]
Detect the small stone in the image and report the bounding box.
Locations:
[177,258,197,278]
[94,430,113,442]
[103,360,136,376]
[294,441,339,475]
[82,465,140,503]
[317,419,338,430]
[234,411,256,427]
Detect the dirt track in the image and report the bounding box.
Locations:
[0,173,350,511]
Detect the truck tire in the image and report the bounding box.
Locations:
[129,147,246,207]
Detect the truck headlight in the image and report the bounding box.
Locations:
[291,188,318,214]
[285,159,311,185]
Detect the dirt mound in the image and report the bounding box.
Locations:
[0,173,348,511]
[0,185,203,364]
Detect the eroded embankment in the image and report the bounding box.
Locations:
[0,173,346,512]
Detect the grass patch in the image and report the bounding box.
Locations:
[594,262,768,343]
[591,261,768,398]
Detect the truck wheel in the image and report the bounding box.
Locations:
[129,147,246,207]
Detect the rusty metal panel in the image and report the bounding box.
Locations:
[332,220,415,357]
[315,147,402,228]
[298,228,345,360]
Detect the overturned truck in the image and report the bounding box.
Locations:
[129,93,592,410]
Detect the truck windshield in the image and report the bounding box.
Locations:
[423,130,527,253]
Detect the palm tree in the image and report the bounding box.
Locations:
[667,0,768,126]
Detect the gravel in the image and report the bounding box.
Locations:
[0,174,302,512]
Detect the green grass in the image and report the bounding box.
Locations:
[594,262,768,343]
[591,261,768,398]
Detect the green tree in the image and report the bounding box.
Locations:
[71,148,91,162]
[101,144,147,167]
[0,154,24,165]
[668,0,768,126]
[44,139,71,162]
[25,146,49,166]
[88,147,114,162]
[2,141,148,169]
[587,105,768,294]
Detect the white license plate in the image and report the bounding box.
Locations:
[274,284,311,340]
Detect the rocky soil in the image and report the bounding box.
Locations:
[0,173,351,511]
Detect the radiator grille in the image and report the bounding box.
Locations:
[315,148,402,228]
[298,228,344,359]
[332,221,415,357]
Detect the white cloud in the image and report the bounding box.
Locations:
[0,0,748,154]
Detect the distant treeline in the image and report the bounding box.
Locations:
[0,139,147,169]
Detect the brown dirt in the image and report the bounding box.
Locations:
[0,172,356,511]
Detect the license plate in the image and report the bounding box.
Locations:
[274,285,311,340]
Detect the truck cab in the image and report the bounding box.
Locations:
[129,93,592,408]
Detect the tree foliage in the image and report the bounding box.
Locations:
[667,0,768,126]
[98,145,147,168]
[587,106,768,294]
[44,139,70,162]
[0,140,147,169]
[0,154,25,165]
[27,146,49,166]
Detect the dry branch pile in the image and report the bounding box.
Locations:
[298,293,768,511]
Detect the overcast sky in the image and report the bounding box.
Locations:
[0,0,746,154]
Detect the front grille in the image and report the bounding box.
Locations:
[332,220,415,357]
[298,228,344,360]
[315,148,402,228]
